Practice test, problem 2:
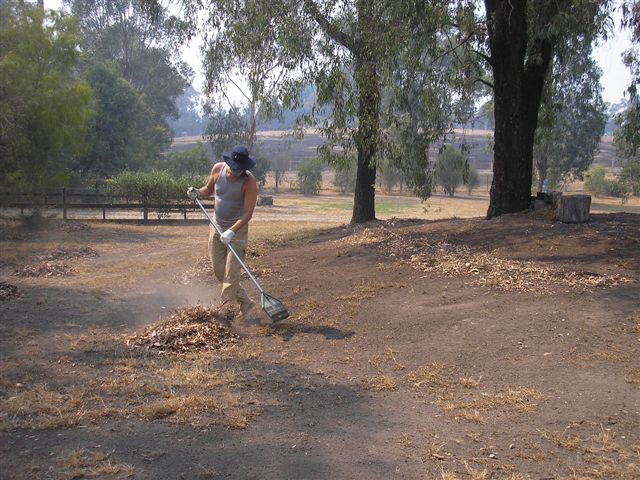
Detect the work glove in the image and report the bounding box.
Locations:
[220,229,235,245]
[187,187,200,200]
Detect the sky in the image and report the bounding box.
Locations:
[45,0,633,106]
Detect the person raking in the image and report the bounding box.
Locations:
[187,145,258,319]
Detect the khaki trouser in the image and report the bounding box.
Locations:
[208,224,252,310]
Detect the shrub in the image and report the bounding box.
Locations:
[107,170,206,205]
[159,142,211,177]
[251,158,271,190]
[378,165,403,193]
[332,157,356,194]
[466,165,479,195]
[619,160,640,196]
[584,165,628,198]
[436,145,466,197]
[297,158,323,196]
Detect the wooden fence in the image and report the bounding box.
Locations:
[0,188,212,221]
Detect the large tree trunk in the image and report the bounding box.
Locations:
[351,2,380,224]
[485,0,553,218]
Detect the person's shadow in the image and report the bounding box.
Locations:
[244,317,355,341]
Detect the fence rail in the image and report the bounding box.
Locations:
[0,188,213,221]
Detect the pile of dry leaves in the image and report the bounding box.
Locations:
[12,246,97,278]
[127,305,239,354]
[337,225,633,293]
[36,246,98,261]
[408,244,632,293]
[0,282,19,301]
[14,262,76,278]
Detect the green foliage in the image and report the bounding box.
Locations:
[197,0,310,148]
[435,146,466,197]
[614,105,640,197]
[251,158,271,189]
[297,158,323,196]
[205,107,248,158]
[107,170,205,205]
[0,2,93,189]
[67,0,190,123]
[584,165,628,198]
[619,160,640,196]
[534,36,607,188]
[377,162,404,193]
[332,156,357,194]
[74,62,167,175]
[158,143,211,177]
[466,166,479,195]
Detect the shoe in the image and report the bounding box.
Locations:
[240,299,256,319]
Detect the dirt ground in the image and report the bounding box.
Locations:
[1,210,639,479]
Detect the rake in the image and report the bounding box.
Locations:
[194,198,289,323]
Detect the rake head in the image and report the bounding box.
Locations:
[261,292,289,323]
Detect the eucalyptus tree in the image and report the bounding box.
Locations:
[0,2,93,188]
[298,0,480,222]
[615,0,639,194]
[468,0,612,218]
[533,36,607,191]
[200,0,312,150]
[66,0,190,123]
[141,0,475,223]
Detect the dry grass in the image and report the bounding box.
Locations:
[362,375,398,391]
[625,368,640,385]
[541,429,584,450]
[459,377,481,389]
[59,448,134,479]
[406,363,449,388]
[293,297,321,322]
[464,461,489,480]
[0,384,89,431]
[443,388,543,414]
[137,390,246,428]
[425,441,447,461]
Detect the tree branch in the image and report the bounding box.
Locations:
[474,78,494,90]
[302,0,356,51]
[225,72,252,103]
[472,49,493,67]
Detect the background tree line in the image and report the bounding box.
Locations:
[1,0,639,220]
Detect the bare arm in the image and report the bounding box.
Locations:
[229,173,257,233]
[198,163,225,198]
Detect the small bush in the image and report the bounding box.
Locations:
[466,165,479,195]
[297,158,323,196]
[251,158,271,190]
[620,159,640,196]
[158,143,211,177]
[436,145,466,197]
[107,170,206,205]
[584,165,628,198]
[332,157,356,194]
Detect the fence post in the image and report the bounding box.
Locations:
[183,208,187,220]
[143,204,148,221]
[102,206,106,221]
[62,187,67,220]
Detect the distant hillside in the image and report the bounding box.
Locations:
[170,130,618,170]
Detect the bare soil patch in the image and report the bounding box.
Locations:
[1,212,639,479]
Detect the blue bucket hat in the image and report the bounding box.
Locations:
[223,145,256,171]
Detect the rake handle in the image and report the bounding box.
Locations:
[194,198,264,294]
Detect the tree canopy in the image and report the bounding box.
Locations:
[534,36,607,190]
[0,2,93,189]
